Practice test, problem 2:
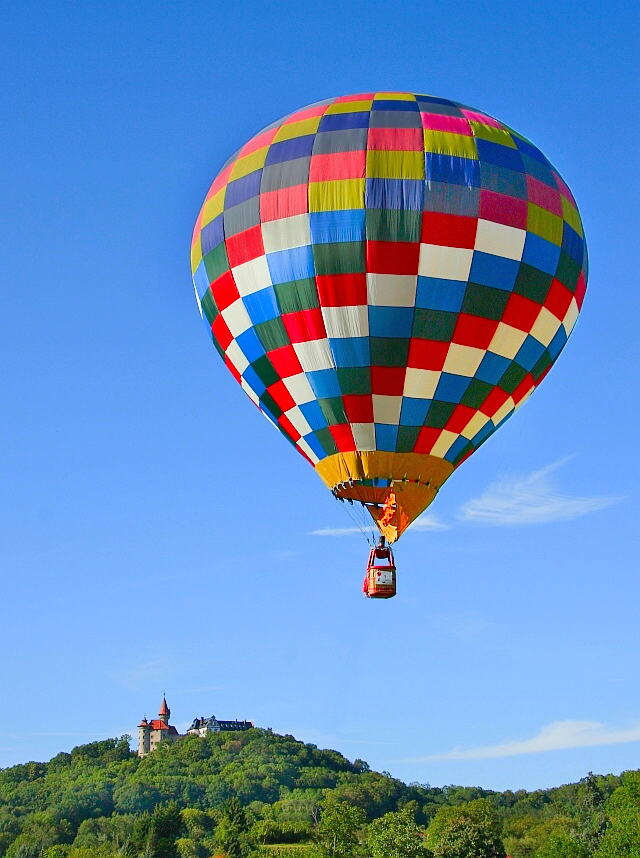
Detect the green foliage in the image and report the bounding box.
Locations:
[313,796,366,858]
[70,738,132,766]
[502,812,576,857]
[181,808,216,841]
[534,831,590,857]
[426,798,505,858]
[72,814,136,852]
[251,819,313,846]
[575,772,608,853]
[146,802,184,858]
[3,809,72,857]
[42,847,70,858]
[113,781,163,815]
[215,796,252,858]
[367,807,430,858]
[251,848,315,858]
[68,848,114,858]
[1,731,640,858]
[593,771,640,858]
[123,812,151,857]
[175,836,208,858]
[329,771,409,822]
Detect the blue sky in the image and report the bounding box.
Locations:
[0,0,638,792]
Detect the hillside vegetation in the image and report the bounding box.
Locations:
[0,729,638,857]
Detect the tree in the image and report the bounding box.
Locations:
[4,810,69,858]
[426,798,505,858]
[67,849,114,858]
[113,781,162,815]
[124,813,151,858]
[147,802,184,858]
[576,772,608,853]
[594,771,640,858]
[314,797,366,858]
[72,814,136,853]
[367,807,430,858]
[175,836,208,858]
[535,832,590,858]
[215,797,251,858]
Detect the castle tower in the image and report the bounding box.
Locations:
[158,696,170,726]
[137,717,150,757]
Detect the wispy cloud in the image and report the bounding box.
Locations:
[310,513,447,537]
[410,513,449,532]
[309,526,364,537]
[458,459,620,526]
[410,720,640,762]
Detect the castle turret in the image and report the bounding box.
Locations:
[137,717,151,757]
[158,696,170,726]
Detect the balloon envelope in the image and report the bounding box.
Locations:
[191,92,587,541]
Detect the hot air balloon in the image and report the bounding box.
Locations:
[190,92,587,598]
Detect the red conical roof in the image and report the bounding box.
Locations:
[159,697,170,717]
[138,717,149,727]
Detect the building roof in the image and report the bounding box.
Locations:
[159,697,170,716]
[188,715,253,732]
[138,718,149,728]
[147,720,179,735]
[188,716,218,730]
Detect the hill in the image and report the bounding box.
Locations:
[0,728,638,857]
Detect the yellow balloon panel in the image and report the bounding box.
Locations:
[315,451,454,542]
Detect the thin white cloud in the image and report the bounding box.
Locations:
[458,458,620,526]
[410,513,449,532]
[411,720,640,762]
[309,526,364,537]
[310,513,447,537]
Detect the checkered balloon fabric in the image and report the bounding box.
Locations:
[191,92,587,538]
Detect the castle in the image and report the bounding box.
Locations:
[137,697,253,756]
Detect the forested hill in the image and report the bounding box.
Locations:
[0,728,638,857]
